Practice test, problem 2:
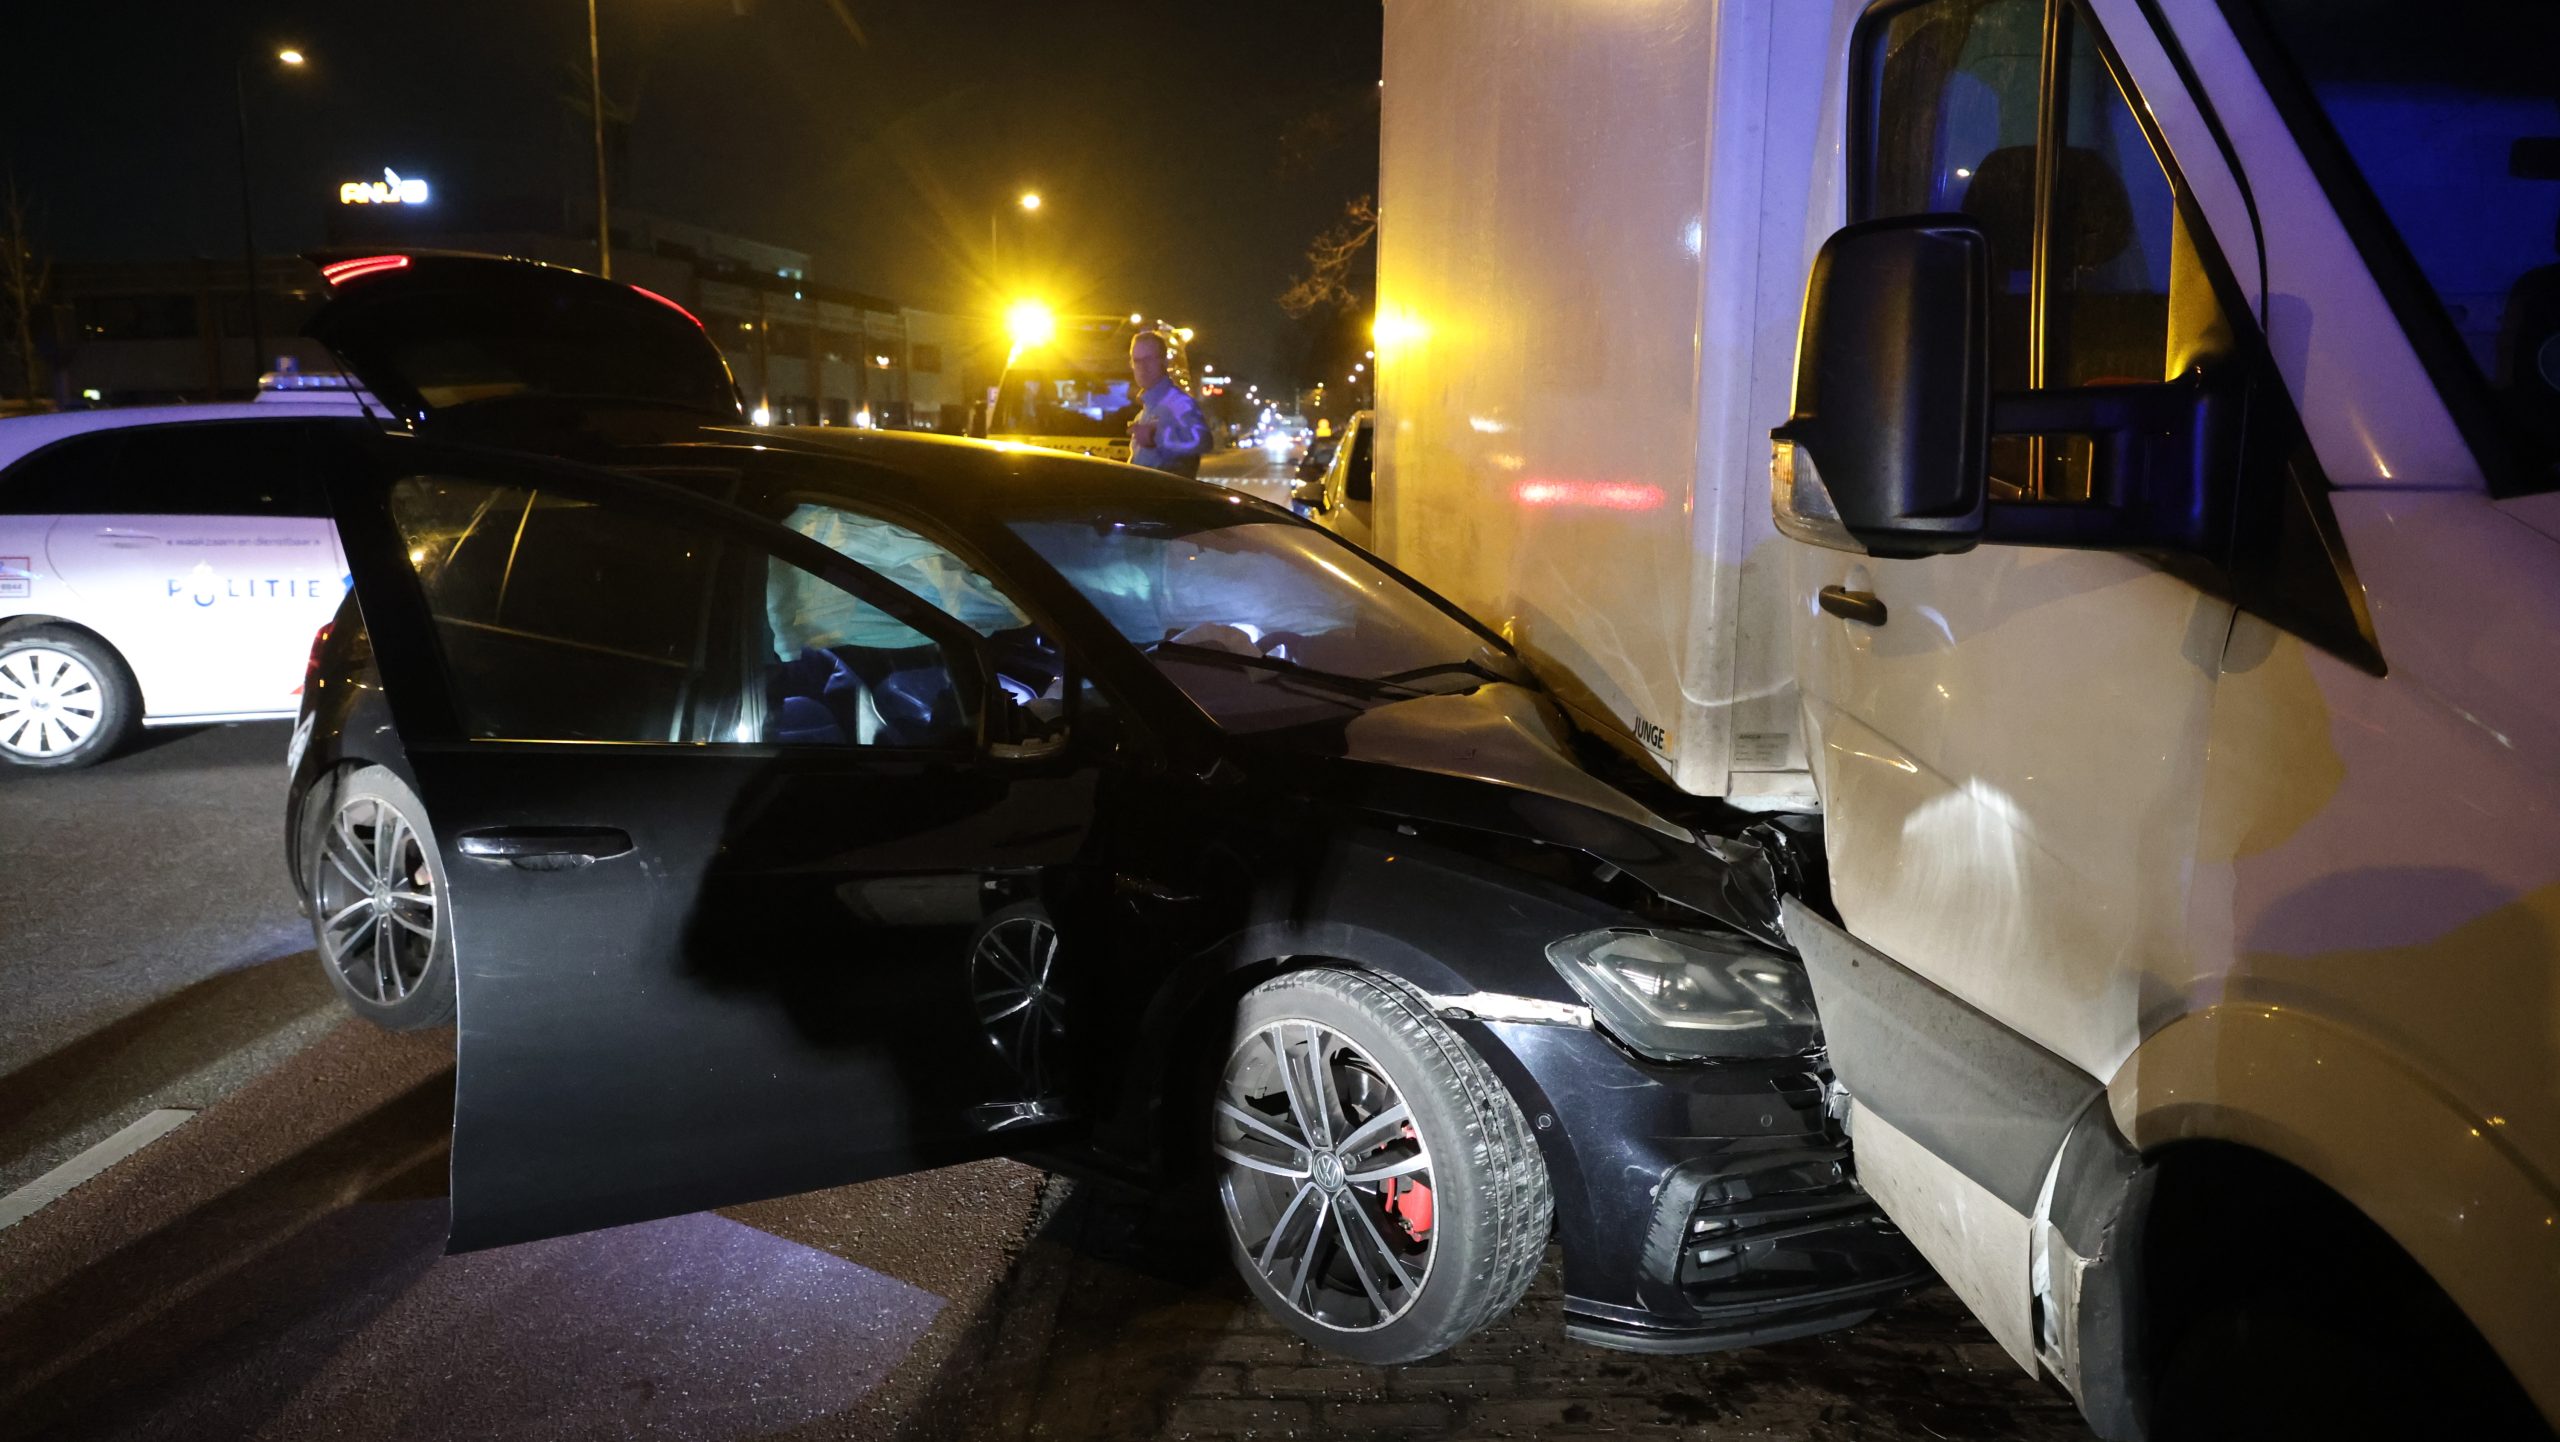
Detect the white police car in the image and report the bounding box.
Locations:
[0,392,366,768]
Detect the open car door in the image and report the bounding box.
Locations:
[324,442,1098,1250]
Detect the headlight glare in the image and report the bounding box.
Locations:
[1544,927,1820,1061]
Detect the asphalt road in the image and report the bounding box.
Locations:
[1199,442,1301,502]
[0,591,2087,1442]
[0,721,342,1196]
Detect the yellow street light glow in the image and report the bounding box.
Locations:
[1019,192,1042,212]
[277,48,307,65]
[1006,298,1056,350]
[1372,308,1429,350]
[1128,312,1144,324]
[1174,326,1195,343]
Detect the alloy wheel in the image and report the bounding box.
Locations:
[311,794,440,1004]
[0,647,104,760]
[1216,1019,1437,1331]
[971,912,1065,1094]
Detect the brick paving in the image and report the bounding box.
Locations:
[883,1178,2096,1442]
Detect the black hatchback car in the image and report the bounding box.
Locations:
[283,253,1922,1362]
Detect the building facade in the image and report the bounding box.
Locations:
[30,212,986,430]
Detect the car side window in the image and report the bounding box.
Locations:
[770,503,1028,644]
[388,477,974,749]
[0,432,125,515]
[1343,426,1374,503]
[1862,0,2230,501]
[773,501,1070,745]
[38,423,329,518]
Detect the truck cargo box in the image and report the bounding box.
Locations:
[1373,0,1844,806]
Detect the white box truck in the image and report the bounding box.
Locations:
[1377,0,2560,1435]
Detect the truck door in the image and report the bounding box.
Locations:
[1790,0,2252,1363]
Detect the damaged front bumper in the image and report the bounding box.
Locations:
[1442,1005,1930,1354]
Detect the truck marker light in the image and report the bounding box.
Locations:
[1514,479,1665,512]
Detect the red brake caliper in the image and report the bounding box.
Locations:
[1378,1122,1434,1240]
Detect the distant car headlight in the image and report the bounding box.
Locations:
[1544,927,1820,1061]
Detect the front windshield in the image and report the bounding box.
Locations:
[2246,0,2560,492]
[1010,510,1511,732]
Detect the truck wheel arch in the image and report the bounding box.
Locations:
[2111,1004,2560,1422]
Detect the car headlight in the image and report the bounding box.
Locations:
[1544,927,1820,1062]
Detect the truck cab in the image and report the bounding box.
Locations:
[1772,0,2559,1434]
[1376,0,2559,1433]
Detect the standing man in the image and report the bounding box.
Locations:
[1127,329,1209,479]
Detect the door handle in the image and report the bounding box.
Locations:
[1818,585,1888,627]
[457,826,634,867]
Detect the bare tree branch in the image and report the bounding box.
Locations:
[1278,194,1376,320]
[1,172,51,406]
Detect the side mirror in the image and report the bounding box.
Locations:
[1290,479,1327,512]
[1770,215,1991,558]
[984,691,1069,761]
[978,652,1071,762]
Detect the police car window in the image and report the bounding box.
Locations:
[104,424,329,517]
[2,424,330,517]
[1344,425,1374,503]
[389,477,969,748]
[0,432,123,515]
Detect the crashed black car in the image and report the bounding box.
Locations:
[282,253,1922,1362]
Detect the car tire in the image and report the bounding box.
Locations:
[304,766,457,1029]
[0,626,138,769]
[1215,967,1552,1363]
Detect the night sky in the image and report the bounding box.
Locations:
[2,1,1383,386]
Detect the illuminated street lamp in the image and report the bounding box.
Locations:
[1019,191,1043,212]
[234,44,308,392]
[990,298,1057,438]
[1005,299,1057,353]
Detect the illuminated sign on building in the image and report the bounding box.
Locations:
[339,169,430,205]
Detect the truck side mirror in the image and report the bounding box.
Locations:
[1770,216,1992,558]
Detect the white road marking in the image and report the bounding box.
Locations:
[0,1107,196,1231]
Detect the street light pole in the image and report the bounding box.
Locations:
[231,59,266,394]
[232,47,303,395]
[587,0,611,278]
[991,191,1041,285]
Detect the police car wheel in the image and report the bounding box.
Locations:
[306,766,458,1029]
[0,627,138,770]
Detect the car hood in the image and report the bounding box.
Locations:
[1333,683,1690,842]
[1262,683,1788,945]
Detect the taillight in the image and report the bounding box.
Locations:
[629,284,706,329]
[320,254,412,286]
[298,621,334,697]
